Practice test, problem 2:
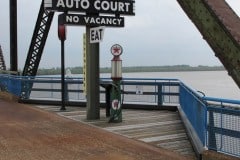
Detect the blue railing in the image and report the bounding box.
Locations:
[179,83,207,147]
[203,97,240,157]
[19,76,180,106]
[0,74,22,96]
[121,78,180,106]
[179,82,240,158]
[0,74,240,158]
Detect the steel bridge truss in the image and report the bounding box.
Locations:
[22,1,54,76]
[177,0,240,88]
[0,45,6,71]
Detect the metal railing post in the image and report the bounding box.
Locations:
[158,84,163,106]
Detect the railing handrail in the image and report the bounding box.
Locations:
[203,96,240,106]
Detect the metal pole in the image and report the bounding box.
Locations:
[9,0,18,72]
[60,40,66,111]
[105,86,111,117]
[86,26,100,120]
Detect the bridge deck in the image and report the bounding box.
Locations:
[0,99,193,160]
[36,105,197,159]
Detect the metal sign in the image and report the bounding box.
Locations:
[44,0,135,16]
[90,26,105,43]
[136,85,143,95]
[112,99,121,110]
[59,14,124,27]
[111,44,123,56]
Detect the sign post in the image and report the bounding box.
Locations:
[9,0,18,72]
[83,33,87,96]
[86,24,100,120]
[45,0,135,120]
[58,24,67,111]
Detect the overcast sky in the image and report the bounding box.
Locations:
[0,0,240,69]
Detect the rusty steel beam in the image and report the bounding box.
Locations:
[21,1,54,99]
[177,0,240,88]
[22,1,54,76]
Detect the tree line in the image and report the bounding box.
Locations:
[35,65,225,75]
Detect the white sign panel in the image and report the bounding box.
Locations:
[90,26,105,43]
[136,85,143,95]
[112,99,121,110]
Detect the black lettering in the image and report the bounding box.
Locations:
[91,30,95,41]
[95,30,100,40]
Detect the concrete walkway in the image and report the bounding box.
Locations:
[0,99,192,160]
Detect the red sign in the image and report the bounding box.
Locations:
[111,44,123,56]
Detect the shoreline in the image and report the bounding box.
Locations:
[36,65,225,75]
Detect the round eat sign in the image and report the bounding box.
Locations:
[111,44,123,56]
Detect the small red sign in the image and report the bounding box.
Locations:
[111,44,123,56]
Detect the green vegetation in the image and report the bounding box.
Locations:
[35,65,225,75]
[122,65,225,73]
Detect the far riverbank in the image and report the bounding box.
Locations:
[36,65,225,75]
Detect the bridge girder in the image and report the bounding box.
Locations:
[22,1,54,76]
[177,0,240,88]
[0,45,6,71]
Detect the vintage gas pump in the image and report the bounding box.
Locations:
[109,44,123,123]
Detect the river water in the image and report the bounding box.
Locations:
[100,71,240,100]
